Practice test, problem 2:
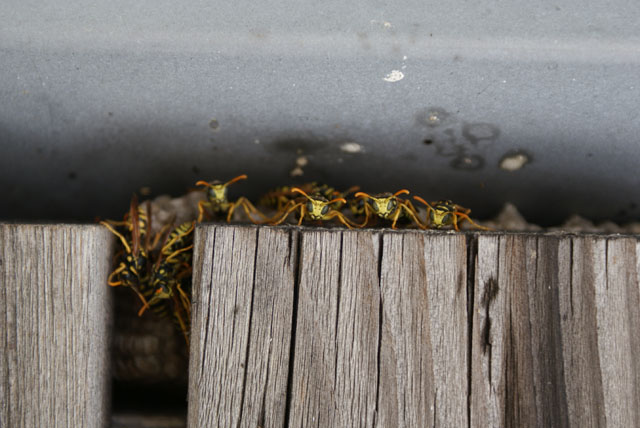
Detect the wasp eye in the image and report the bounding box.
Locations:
[321,205,329,215]
[370,200,379,212]
[387,199,396,212]
[429,210,435,222]
[442,213,453,225]
[306,202,314,212]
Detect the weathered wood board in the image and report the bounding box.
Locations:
[189,226,640,428]
[0,224,114,428]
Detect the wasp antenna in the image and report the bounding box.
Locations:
[195,180,212,188]
[394,189,410,197]
[413,195,434,209]
[224,174,248,186]
[354,192,371,199]
[328,197,347,205]
[291,187,312,200]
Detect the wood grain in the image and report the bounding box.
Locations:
[472,234,640,428]
[189,227,640,428]
[0,224,113,428]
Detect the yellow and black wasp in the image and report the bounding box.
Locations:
[260,182,358,212]
[269,187,359,228]
[353,190,426,229]
[413,197,491,231]
[100,195,154,308]
[138,221,195,345]
[195,174,266,223]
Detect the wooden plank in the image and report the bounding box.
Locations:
[472,234,640,428]
[597,238,640,425]
[0,224,113,428]
[472,235,570,427]
[238,228,297,428]
[377,232,467,428]
[558,236,606,427]
[287,230,382,427]
[187,225,258,427]
[286,230,343,426]
[190,226,640,427]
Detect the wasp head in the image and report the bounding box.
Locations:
[196,174,247,205]
[292,188,345,220]
[355,189,409,219]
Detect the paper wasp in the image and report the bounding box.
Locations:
[259,182,358,212]
[195,174,266,223]
[100,195,153,308]
[413,197,491,231]
[138,221,195,345]
[269,187,359,228]
[353,190,426,229]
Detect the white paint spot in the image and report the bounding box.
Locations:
[340,142,364,153]
[296,156,308,167]
[254,139,260,144]
[500,153,530,171]
[383,21,392,29]
[383,70,404,82]
[403,55,408,60]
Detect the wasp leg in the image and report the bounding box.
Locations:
[107,263,129,286]
[197,200,213,223]
[171,295,190,346]
[403,200,428,229]
[162,223,195,253]
[353,203,373,228]
[270,202,303,226]
[165,245,194,263]
[130,284,151,314]
[455,212,492,231]
[323,211,356,229]
[226,197,269,223]
[296,204,308,226]
[412,196,436,229]
[100,222,133,253]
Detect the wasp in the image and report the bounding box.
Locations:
[269,187,359,228]
[100,195,153,308]
[195,174,266,223]
[353,190,426,229]
[413,197,491,231]
[259,182,358,212]
[138,221,195,344]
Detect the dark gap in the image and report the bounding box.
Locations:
[422,139,434,145]
[333,232,344,383]
[465,234,478,428]
[374,233,384,426]
[237,228,260,426]
[604,239,609,291]
[200,227,217,378]
[111,381,188,414]
[432,389,437,428]
[283,231,302,428]
[569,239,574,316]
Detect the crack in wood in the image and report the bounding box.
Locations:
[237,228,260,427]
[283,231,302,428]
